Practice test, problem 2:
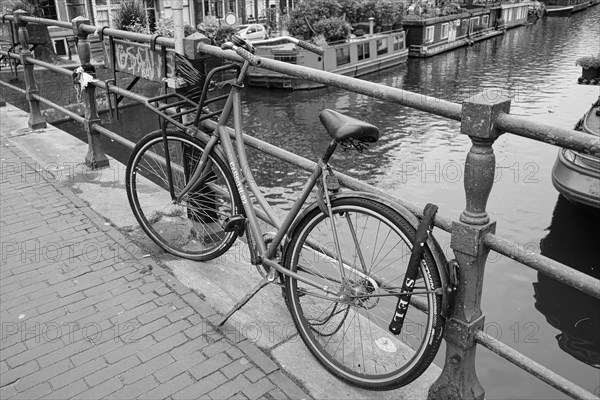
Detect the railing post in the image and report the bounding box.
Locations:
[72,16,109,169]
[429,93,511,400]
[14,10,46,129]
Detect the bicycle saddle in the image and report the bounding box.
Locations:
[319,109,380,143]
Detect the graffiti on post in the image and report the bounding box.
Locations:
[103,39,175,82]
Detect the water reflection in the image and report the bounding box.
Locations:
[536,195,600,368]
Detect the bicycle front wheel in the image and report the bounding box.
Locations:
[283,196,444,390]
[126,129,242,260]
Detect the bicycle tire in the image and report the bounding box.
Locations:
[283,196,444,390]
[126,129,242,261]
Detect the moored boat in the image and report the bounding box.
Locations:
[246,30,408,90]
[571,0,592,12]
[551,96,600,210]
[545,5,574,15]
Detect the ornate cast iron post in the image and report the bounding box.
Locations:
[429,93,511,400]
[14,10,46,129]
[72,16,109,169]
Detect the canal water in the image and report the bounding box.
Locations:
[59,6,600,399]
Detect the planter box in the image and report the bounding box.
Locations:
[581,67,600,79]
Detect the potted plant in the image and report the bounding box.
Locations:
[575,54,600,81]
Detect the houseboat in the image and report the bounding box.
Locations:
[246,29,408,90]
[404,2,530,58]
[544,0,592,15]
[551,97,600,211]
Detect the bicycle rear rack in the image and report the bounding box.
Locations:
[144,63,241,134]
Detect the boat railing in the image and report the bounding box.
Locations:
[1,12,598,400]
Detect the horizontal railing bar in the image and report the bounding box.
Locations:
[26,57,73,76]
[92,124,135,150]
[0,80,85,124]
[200,118,454,233]
[197,43,463,121]
[79,23,175,47]
[2,15,175,48]
[33,94,85,124]
[474,330,596,400]
[0,49,19,60]
[496,113,600,157]
[0,79,26,95]
[17,15,71,29]
[483,233,600,299]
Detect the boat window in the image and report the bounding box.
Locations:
[425,27,434,44]
[358,43,370,60]
[393,35,403,51]
[482,15,489,27]
[376,39,388,55]
[441,23,449,39]
[274,53,297,64]
[336,46,351,66]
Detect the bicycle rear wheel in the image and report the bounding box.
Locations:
[283,196,444,390]
[126,129,241,260]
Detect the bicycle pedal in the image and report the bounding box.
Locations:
[222,214,246,236]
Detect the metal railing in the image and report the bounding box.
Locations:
[1,11,599,400]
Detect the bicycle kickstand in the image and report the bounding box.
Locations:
[215,277,271,327]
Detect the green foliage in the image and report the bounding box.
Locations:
[113,0,147,32]
[2,0,38,15]
[313,17,351,43]
[154,18,196,38]
[213,25,236,46]
[289,0,403,42]
[288,0,344,40]
[575,54,600,69]
[197,17,235,46]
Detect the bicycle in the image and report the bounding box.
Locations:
[125,35,456,390]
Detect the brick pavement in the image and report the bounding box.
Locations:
[0,136,311,399]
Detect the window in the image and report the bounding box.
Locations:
[144,0,156,31]
[39,0,58,20]
[425,26,434,43]
[376,39,388,55]
[482,15,489,27]
[357,43,370,60]
[274,54,297,64]
[336,46,350,66]
[470,17,480,32]
[393,35,403,51]
[96,9,109,26]
[441,23,449,39]
[53,39,67,56]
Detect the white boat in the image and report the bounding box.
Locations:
[551,97,600,210]
[247,30,409,90]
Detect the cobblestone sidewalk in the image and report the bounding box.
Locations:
[0,136,311,399]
